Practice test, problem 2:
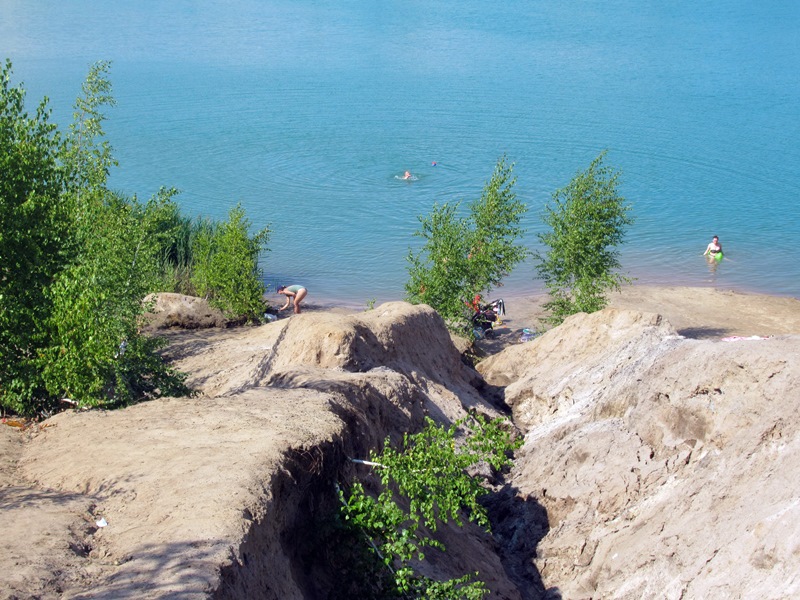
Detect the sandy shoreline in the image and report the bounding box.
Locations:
[296,285,800,342]
[493,285,800,342]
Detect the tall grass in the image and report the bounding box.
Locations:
[143,199,219,295]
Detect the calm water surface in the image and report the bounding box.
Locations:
[2,1,799,304]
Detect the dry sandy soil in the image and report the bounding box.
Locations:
[480,285,800,350]
[476,289,800,598]
[1,285,799,599]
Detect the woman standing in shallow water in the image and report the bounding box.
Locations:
[277,285,308,314]
[703,235,723,258]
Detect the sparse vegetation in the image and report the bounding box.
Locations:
[340,413,521,598]
[534,151,634,325]
[405,156,527,335]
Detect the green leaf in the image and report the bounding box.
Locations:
[405,156,528,335]
[534,150,634,325]
[340,413,517,598]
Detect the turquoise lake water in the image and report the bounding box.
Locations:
[3,1,799,304]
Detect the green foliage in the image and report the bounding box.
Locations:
[534,151,634,326]
[138,189,218,294]
[190,203,270,322]
[0,59,69,412]
[306,508,398,600]
[405,156,528,334]
[341,413,521,598]
[40,191,189,408]
[63,60,117,193]
[119,187,270,322]
[0,60,188,416]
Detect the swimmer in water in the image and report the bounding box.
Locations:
[403,170,412,180]
[703,235,722,257]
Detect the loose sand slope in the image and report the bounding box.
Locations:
[1,302,516,599]
[479,299,800,598]
[2,287,799,599]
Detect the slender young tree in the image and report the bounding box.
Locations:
[534,151,634,325]
[405,156,527,333]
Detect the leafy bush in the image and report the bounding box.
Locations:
[0,60,188,415]
[534,151,634,325]
[139,190,219,295]
[39,192,189,408]
[341,414,521,598]
[190,203,270,322]
[405,156,527,334]
[0,59,70,413]
[2,61,274,416]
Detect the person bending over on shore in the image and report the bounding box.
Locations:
[703,235,722,257]
[277,285,308,314]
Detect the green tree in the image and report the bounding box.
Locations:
[405,156,527,333]
[534,151,634,325]
[0,59,70,412]
[42,62,188,410]
[63,59,117,195]
[40,190,189,407]
[191,203,270,322]
[341,414,521,599]
[0,60,188,415]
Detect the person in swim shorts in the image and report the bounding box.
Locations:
[277,285,308,314]
[703,235,722,257]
